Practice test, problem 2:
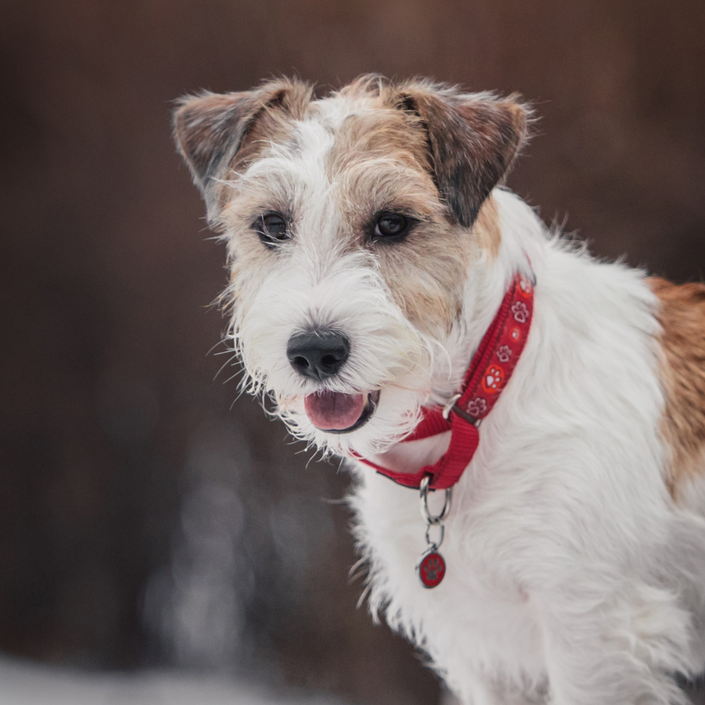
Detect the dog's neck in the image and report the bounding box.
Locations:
[428,190,540,401]
[364,190,541,476]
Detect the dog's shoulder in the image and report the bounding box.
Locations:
[648,276,705,494]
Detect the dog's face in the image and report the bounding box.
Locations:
[174,76,527,456]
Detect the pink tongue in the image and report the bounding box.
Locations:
[304,391,366,431]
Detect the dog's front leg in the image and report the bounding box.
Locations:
[536,589,690,705]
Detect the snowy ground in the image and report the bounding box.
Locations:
[0,657,347,705]
[1,656,701,705]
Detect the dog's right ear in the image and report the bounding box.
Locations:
[173,78,312,222]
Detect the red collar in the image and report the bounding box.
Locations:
[354,272,535,490]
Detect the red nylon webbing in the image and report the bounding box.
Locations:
[353,273,534,490]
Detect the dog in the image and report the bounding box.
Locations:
[173,75,705,705]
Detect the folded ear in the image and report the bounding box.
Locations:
[387,81,531,227]
[173,78,312,222]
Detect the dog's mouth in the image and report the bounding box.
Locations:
[303,390,380,434]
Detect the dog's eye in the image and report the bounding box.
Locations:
[373,212,410,241]
[255,212,290,247]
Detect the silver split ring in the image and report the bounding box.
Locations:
[425,522,445,550]
[419,475,453,526]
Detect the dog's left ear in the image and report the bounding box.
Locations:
[388,81,531,227]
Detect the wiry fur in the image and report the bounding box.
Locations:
[649,278,705,499]
[174,76,705,704]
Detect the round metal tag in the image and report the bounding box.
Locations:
[417,550,446,589]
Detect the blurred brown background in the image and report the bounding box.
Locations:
[1,1,704,704]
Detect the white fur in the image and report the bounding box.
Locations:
[220,104,705,704]
[349,191,705,705]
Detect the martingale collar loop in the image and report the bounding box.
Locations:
[356,271,535,490]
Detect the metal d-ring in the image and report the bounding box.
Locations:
[419,475,453,526]
[441,393,462,421]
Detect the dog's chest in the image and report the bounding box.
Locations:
[352,467,544,674]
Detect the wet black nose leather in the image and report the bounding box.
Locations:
[286,330,350,380]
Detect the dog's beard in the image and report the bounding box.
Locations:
[228,254,449,457]
[276,368,431,458]
[235,334,439,459]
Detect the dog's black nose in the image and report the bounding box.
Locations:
[287,330,350,380]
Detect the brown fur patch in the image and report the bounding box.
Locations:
[326,108,442,235]
[374,225,471,337]
[368,194,499,338]
[649,277,705,495]
[473,196,502,259]
[326,107,431,175]
[323,107,473,337]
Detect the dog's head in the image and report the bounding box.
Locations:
[174,76,528,456]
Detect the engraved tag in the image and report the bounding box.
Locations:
[417,549,446,589]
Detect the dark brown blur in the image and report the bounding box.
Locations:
[1,1,704,704]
